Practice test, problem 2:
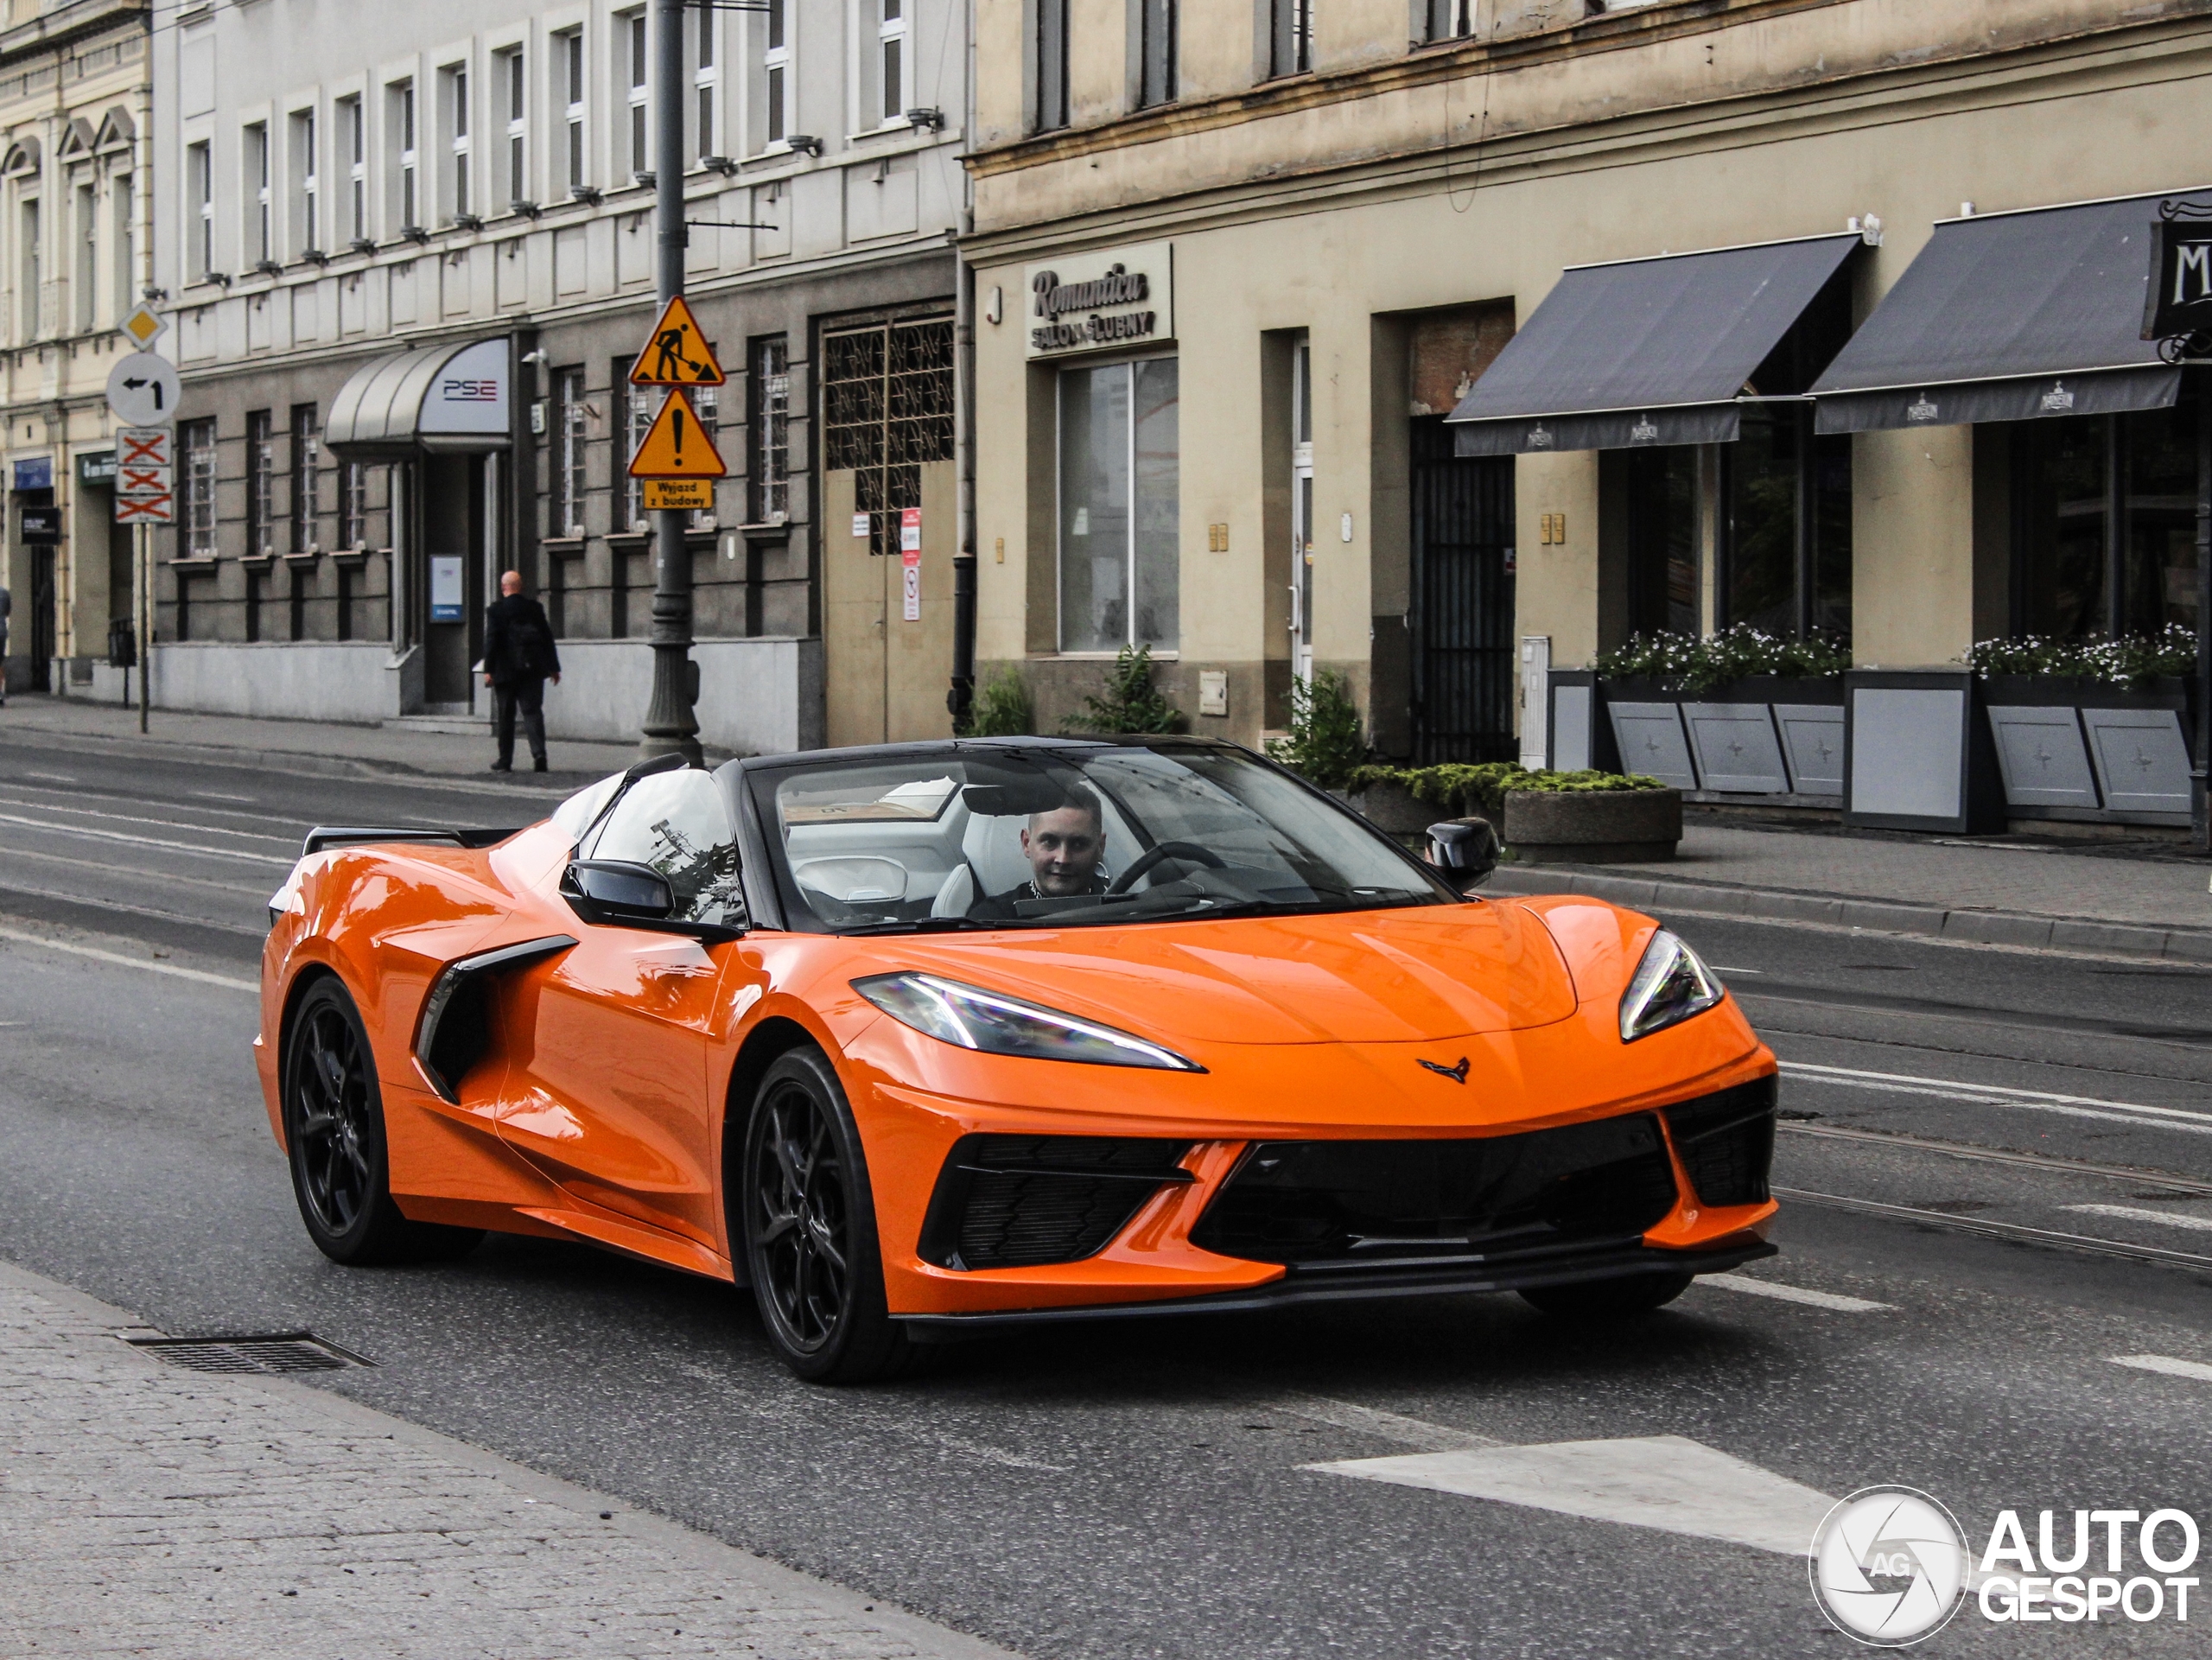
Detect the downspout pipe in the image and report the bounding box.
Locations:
[946,0,978,732]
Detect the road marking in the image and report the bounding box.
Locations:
[0,925,257,992]
[1306,1435,1835,1557]
[0,793,297,843]
[2065,1203,2212,1234]
[1779,1121,2212,1197]
[1696,1274,1893,1313]
[0,880,267,938]
[0,843,272,896]
[1265,1392,1501,1453]
[1708,965,1764,975]
[923,1432,1069,1473]
[190,790,257,803]
[1777,1187,2212,1272]
[2112,1354,2212,1384]
[18,771,76,784]
[0,811,293,867]
[1781,1060,2212,1136]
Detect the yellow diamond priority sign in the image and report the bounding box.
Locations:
[119,303,168,349]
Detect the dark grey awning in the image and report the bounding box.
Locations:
[1446,234,1860,455]
[325,338,512,458]
[1809,188,2211,434]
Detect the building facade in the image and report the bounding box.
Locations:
[149,0,969,754]
[0,0,149,699]
[964,0,2211,804]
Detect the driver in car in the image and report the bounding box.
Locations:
[972,785,1110,916]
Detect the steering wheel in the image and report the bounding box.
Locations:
[1106,840,1227,895]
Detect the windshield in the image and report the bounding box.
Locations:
[751,742,1454,934]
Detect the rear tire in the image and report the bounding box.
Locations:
[1519,1271,1693,1320]
[740,1047,925,1384]
[283,977,484,1266]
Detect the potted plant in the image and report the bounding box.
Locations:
[1341,761,1680,862]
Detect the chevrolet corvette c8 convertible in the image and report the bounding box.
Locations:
[258,737,1779,1382]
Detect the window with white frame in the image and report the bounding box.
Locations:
[337,96,365,244]
[442,64,470,219]
[559,29,586,194]
[244,120,270,264]
[626,10,649,180]
[690,383,719,528]
[620,364,651,530]
[388,80,417,231]
[181,417,217,557]
[111,171,132,321]
[16,188,39,338]
[1421,0,1471,41]
[187,141,213,277]
[73,180,95,333]
[553,365,588,536]
[1058,356,1180,652]
[761,0,789,148]
[694,3,719,162]
[247,409,276,557]
[339,457,366,550]
[290,404,319,554]
[877,0,906,126]
[749,334,788,524]
[499,47,525,207]
[289,107,317,256]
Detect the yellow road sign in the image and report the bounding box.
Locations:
[629,296,725,386]
[626,388,728,478]
[644,478,714,512]
[119,303,168,349]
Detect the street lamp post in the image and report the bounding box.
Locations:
[639,0,702,764]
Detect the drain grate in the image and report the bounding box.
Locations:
[123,1332,373,1375]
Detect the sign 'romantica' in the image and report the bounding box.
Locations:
[1022,241,1174,358]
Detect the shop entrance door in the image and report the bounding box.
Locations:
[29,545,54,691]
[420,455,486,711]
[1408,417,1516,763]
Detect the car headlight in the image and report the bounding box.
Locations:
[853,972,1203,1072]
[1618,930,1725,1042]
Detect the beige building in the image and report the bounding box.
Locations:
[0,0,149,696]
[963,0,2211,819]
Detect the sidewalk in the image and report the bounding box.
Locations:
[1484,817,2212,963]
[0,694,646,786]
[0,1259,1013,1660]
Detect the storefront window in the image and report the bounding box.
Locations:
[2012,401,2199,639]
[1725,408,1852,639]
[1058,357,1179,652]
[1623,446,1697,638]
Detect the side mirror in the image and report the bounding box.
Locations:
[561,858,676,925]
[1426,817,1500,894]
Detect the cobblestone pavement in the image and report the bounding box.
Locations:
[0,1263,1013,1660]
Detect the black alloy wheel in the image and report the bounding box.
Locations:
[283,977,482,1266]
[1519,1270,1694,1320]
[741,1047,921,1383]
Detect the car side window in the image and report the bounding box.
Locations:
[582,770,746,927]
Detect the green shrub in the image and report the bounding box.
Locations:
[1062,643,1186,735]
[1345,761,1666,819]
[963,665,1033,737]
[1265,670,1369,791]
[1591,624,1851,693]
[1965,625,2196,685]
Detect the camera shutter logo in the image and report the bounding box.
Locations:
[1809,1486,1968,1647]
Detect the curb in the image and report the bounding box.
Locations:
[1482,863,2212,965]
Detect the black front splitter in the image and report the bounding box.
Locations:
[893,1234,1777,1339]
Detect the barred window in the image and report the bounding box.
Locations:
[247,410,276,557]
[553,366,588,536]
[748,334,788,524]
[338,460,366,550]
[181,418,217,557]
[690,383,720,530]
[616,358,650,531]
[822,318,953,557]
[289,404,319,553]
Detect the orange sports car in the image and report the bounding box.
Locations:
[257,737,1778,1383]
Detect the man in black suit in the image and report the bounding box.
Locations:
[481,569,561,773]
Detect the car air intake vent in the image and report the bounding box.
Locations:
[1190,1117,1681,1267]
[1663,1076,1777,1208]
[918,1135,1194,1270]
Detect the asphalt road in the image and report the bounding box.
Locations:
[4,722,2212,1658]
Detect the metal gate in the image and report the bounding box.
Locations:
[1408,417,1516,763]
[29,546,54,692]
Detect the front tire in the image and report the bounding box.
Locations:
[740,1047,921,1384]
[283,977,483,1266]
[1519,1271,1693,1320]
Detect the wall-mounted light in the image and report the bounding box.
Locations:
[701,155,739,176]
[346,237,375,255]
[904,107,945,131]
[140,285,169,302]
[202,271,232,288]
[251,258,283,277]
[784,134,823,157]
[400,224,432,245]
[569,184,602,207]
[302,247,329,267]
[631,170,656,188]
[451,211,484,232]
[511,200,542,220]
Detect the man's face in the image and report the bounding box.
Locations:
[1020,807,1104,895]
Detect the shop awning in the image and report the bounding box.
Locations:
[325,338,512,458]
[1446,234,1861,455]
[1809,188,2212,433]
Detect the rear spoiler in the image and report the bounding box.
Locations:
[302,826,525,857]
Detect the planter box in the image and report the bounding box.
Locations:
[1980,676,2194,827]
[1503,788,1683,864]
[1554,671,1847,803]
[1843,669,2005,835]
[1345,779,1440,836]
